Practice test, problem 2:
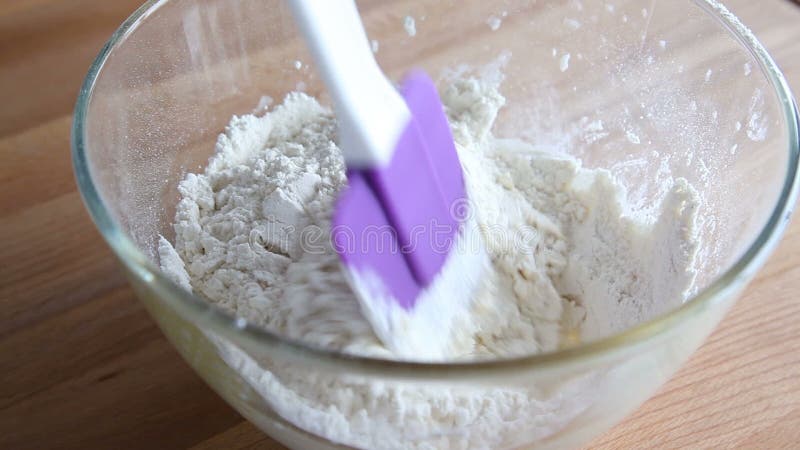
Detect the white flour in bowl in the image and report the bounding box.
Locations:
[158,74,700,448]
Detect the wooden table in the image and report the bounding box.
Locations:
[1,1,799,448]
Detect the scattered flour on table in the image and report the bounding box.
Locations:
[159,74,700,449]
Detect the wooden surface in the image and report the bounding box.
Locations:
[1,0,799,449]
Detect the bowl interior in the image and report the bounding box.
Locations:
[79,0,795,352]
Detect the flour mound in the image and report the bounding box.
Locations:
[159,76,699,448]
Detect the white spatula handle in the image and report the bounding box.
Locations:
[288,0,410,168]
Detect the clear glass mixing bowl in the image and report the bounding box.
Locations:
[72,0,799,448]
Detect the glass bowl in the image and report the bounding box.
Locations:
[72,0,799,448]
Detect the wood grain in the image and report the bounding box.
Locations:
[0,1,798,449]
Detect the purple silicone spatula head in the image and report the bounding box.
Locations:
[332,72,487,359]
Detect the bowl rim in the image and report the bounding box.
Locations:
[71,0,800,378]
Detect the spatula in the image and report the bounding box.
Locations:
[288,0,487,360]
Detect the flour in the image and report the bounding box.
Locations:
[159,74,699,448]
[403,16,417,37]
